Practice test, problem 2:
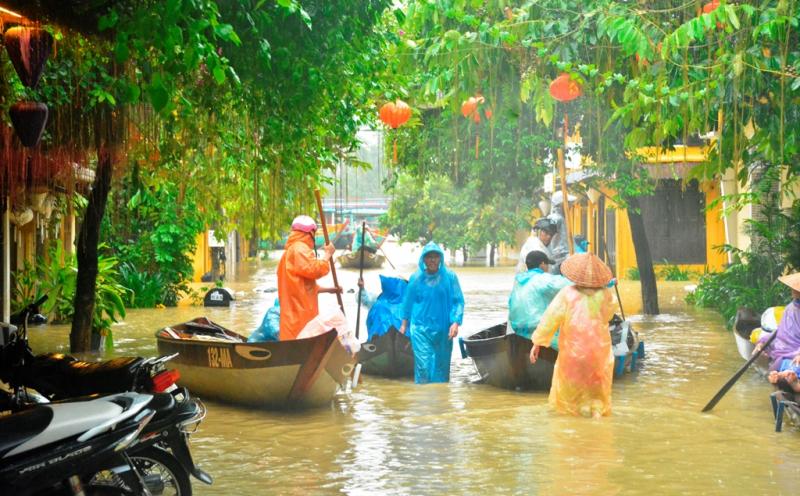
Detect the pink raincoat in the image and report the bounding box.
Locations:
[532,285,615,417]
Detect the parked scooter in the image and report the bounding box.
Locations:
[1,297,213,494]
[0,391,156,495]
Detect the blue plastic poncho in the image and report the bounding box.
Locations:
[508,269,571,344]
[366,276,408,341]
[402,242,465,384]
[248,298,281,342]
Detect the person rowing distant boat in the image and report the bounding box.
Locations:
[277,215,341,341]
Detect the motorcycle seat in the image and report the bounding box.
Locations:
[24,353,145,398]
[148,392,176,419]
[0,406,53,459]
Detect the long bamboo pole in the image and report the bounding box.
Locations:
[314,190,344,314]
[558,112,573,255]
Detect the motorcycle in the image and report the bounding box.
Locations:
[1,297,212,495]
[0,391,156,495]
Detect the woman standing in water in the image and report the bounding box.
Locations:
[530,253,615,417]
[399,241,464,384]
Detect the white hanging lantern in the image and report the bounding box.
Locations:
[538,198,551,216]
[31,191,48,213]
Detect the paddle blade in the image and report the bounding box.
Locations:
[701,329,778,412]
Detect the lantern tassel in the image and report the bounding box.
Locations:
[393,138,397,164]
[475,134,480,159]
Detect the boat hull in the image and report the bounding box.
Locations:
[156,319,355,409]
[462,322,642,391]
[462,324,557,391]
[358,327,414,378]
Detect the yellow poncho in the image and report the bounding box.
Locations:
[532,285,615,417]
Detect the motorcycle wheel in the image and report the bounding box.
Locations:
[130,447,192,496]
[89,446,192,496]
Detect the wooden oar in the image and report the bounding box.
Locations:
[701,329,779,413]
[355,221,366,340]
[314,190,344,314]
[601,238,626,321]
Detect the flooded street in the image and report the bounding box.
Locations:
[27,242,799,495]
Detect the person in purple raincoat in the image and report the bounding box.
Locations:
[755,272,800,377]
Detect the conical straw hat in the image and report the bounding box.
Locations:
[779,272,800,292]
[560,253,613,288]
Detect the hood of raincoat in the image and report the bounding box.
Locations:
[418,241,446,273]
[379,275,407,303]
[286,229,314,250]
[514,268,542,287]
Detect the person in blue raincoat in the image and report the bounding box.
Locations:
[573,235,589,254]
[508,251,572,347]
[399,242,464,384]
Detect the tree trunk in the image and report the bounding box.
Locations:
[626,196,659,315]
[462,246,468,263]
[489,243,496,267]
[70,151,113,352]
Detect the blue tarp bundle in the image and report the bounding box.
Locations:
[365,276,408,341]
[248,298,281,342]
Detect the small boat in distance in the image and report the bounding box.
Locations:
[358,327,414,378]
[338,249,385,269]
[460,319,643,391]
[155,317,355,409]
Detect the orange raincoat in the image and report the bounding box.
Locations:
[277,230,330,340]
[532,285,615,417]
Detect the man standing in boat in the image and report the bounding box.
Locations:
[516,218,557,274]
[399,241,464,384]
[277,215,341,341]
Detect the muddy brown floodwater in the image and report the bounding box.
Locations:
[28,242,799,495]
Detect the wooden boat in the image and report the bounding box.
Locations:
[732,307,770,371]
[155,317,355,409]
[460,321,644,391]
[358,327,414,378]
[338,249,385,269]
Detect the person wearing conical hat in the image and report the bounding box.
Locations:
[530,252,616,418]
[756,272,800,378]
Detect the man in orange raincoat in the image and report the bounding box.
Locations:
[277,215,339,340]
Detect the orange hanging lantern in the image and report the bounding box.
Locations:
[549,73,582,102]
[702,0,719,13]
[700,0,723,29]
[461,95,485,159]
[379,99,412,163]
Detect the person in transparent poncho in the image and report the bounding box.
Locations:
[530,253,615,418]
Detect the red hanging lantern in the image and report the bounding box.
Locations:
[549,73,582,102]
[461,95,485,159]
[4,26,54,88]
[379,99,412,163]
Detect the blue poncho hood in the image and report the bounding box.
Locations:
[418,241,447,273]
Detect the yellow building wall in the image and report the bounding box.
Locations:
[565,179,727,280]
[191,232,212,282]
